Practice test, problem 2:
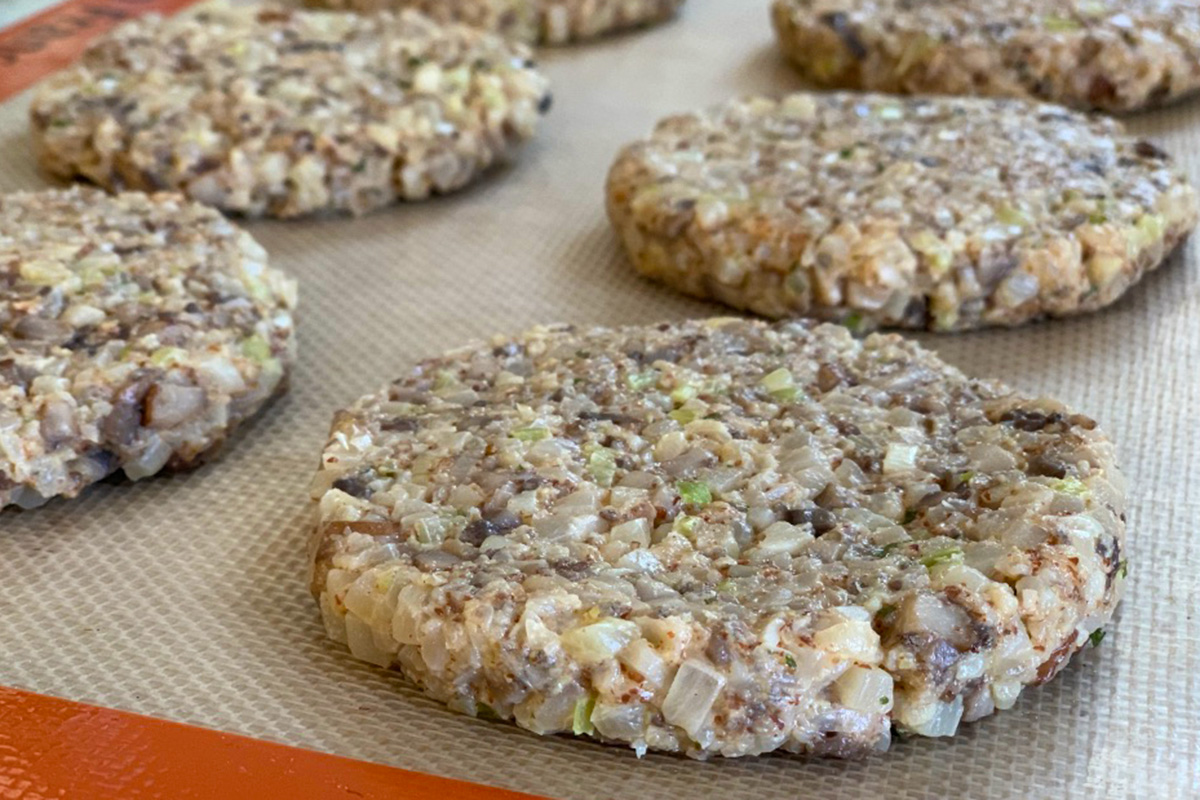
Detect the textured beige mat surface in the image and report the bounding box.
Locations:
[1,2,1197,797]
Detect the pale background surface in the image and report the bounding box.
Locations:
[0,2,1197,798]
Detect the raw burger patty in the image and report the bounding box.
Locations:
[310,318,1126,758]
[303,0,686,45]
[0,187,297,510]
[606,92,1197,331]
[771,0,1200,113]
[30,1,552,218]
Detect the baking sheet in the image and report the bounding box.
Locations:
[0,2,1197,797]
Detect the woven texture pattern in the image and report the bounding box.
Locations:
[0,2,1196,797]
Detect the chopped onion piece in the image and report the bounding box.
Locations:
[835,666,894,714]
[123,434,172,480]
[591,702,646,740]
[662,658,725,737]
[561,618,640,665]
[883,443,919,474]
[344,612,394,667]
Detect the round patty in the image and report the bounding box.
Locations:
[30,2,551,218]
[606,93,1197,332]
[302,0,686,45]
[309,318,1126,759]
[771,0,1200,113]
[0,188,297,510]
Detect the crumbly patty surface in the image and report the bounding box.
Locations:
[771,0,1200,113]
[606,93,1197,332]
[30,2,551,218]
[310,318,1126,758]
[303,0,685,45]
[0,188,297,510]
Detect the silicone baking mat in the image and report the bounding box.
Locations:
[0,2,1197,797]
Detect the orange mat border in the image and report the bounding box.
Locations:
[0,0,202,101]
[0,686,547,799]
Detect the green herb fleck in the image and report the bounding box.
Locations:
[920,545,963,569]
[352,158,367,173]
[587,447,617,487]
[784,655,797,669]
[1050,477,1089,496]
[240,334,272,363]
[669,408,697,425]
[1042,14,1081,31]
[677,481,712,505]
[1089,629,1107,648]
[839,146,854,159]
[671,384,698,405]
[1117,560,1128,580]
[879,696,890,705]
[902,509,919,525]
[572,695,596,736]
[842,311,866,334]
[627,371,657,392]
[513,426,549,443]
[476,703,501,720]
[876,604,897,619]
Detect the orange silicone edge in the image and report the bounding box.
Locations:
[0,685,548,799]
[0,0,203,101]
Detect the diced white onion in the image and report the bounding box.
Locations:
[591,702,646,740]
[561,618,640,665]
[835,666,894,714]
[344,612,394,667]
[123,434,173,480]
[617,638,666,687]
[662,659,725,737]
[883,443,919,474]
[905,696,964,737]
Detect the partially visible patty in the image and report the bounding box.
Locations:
[606,92,1197,331]
[303,0,686,45]
[30,1,551,218]
[0,187,297,510]
[310,318,1126,758]
[771,0,1200,113]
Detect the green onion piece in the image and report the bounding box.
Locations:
[674,515,699,535]
[513,426,550,442]
[879,696,890,705]
[677,481,712,505]
[671,384,699,405]
[149,346,186,367]
[627,371,657,391]
[1050,477,1089,496]
[920,545,963,569]
[572,695,596,735]
[761,368,802,402]
[476,703,501,720]
[587,448,616,487]
[433,370,460,391]
[1042,14,1081,31]
[784,654,797,669]
[1088,629,1106,648]
[669,408,697,425]
[241,334,272,362]
[843,311,866,333]
[1117,560,1128,580]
